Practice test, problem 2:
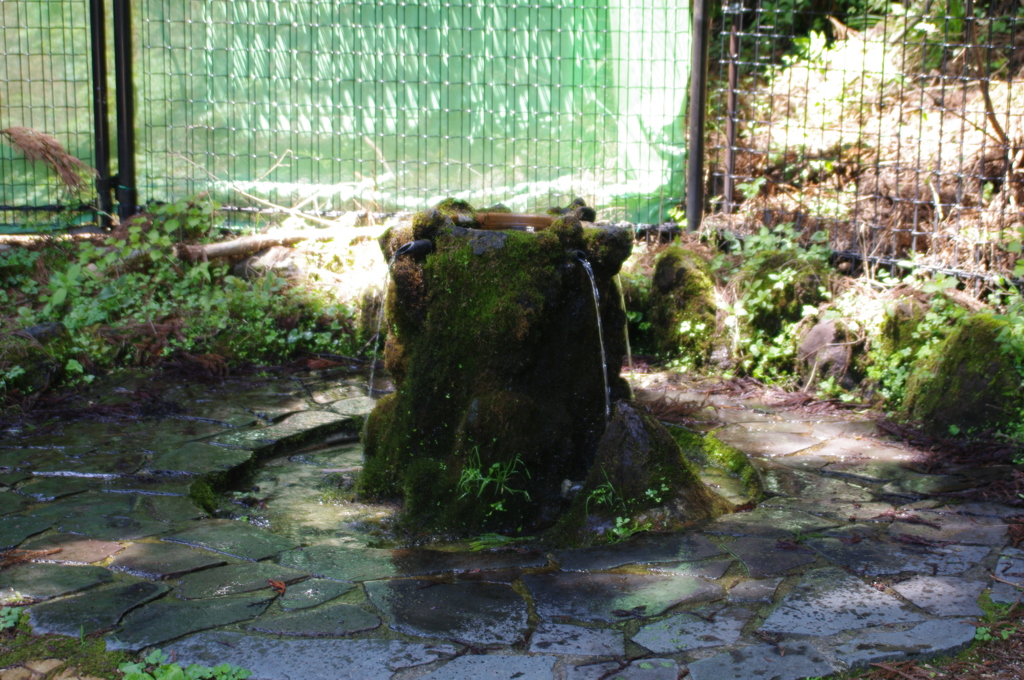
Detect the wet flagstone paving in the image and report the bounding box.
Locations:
[0,370,1021,679]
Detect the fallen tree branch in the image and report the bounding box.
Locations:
[175,231,335,262]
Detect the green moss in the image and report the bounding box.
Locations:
[646,247,717,365]
[902,313,1024,436]
[188,479,219,515]
[740,250,827,338]
[0,629,127,678]
[668,425,763,504]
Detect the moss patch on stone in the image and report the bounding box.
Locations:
[646,247,717,365]
[901,313,1024,437]
[668,425,763,505]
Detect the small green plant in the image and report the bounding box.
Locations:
[120,649,252,680]
[0,606,22,630]
[457,448,530,516]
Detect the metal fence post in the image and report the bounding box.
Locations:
[112,0,138,220]
[89,0,113,228]
[687,0,712,232]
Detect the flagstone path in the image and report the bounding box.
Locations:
[0,369,1020,680]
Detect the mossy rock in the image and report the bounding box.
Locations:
[361,201,634,535]
[548,401,731,547]
[646,247,717,364]
[667,425,763,507]
[879,295,929,356]
[901,313,1024,436]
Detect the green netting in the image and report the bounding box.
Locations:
[137,0,691,222]
[0,0,96,218]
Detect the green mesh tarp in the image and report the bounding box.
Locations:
[0,0,96,225]
[138,0,691,222]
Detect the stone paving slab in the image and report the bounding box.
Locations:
[703,507,840,539]
[0,492,29,517]
[58,515,169,542]
[805,537,990,577]
[0,563,113,601]
[364,579,528,646]
[0,515,57,549]
[210,411,352,453]
[109,541,225,579]
[523,572,724,623]
[760,567,925,636]
[19,478,92,502]
[713,428,819,457]
[728,577,782,603]
[164,519,299,561]
[815,437,914,461]
[148,442,255,475]
[278,544,396,582]
[632,606,753,654]
[28,582,169,636]
[245,602,380,636]
[388,547,548,576]
[417,655,557,680]
[832,620,977,669]
[167,631,456,680]
[724,537,818,578]
[21,533,123,564]
[279,578,354,610]
[890,513,1009,546]
[108,592,275,651]
[652,558,733,580]
[762,497,895,523]
[529,623,624,656]
[990,547,1024,604]
[892,576,986,617]
[554,533,723,572]
[755,464,876,502]
[687,642,836,680]
[566,658,679,680]
[175,562,308,599]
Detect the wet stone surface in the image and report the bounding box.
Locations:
[0,372,1016,677]
[365,579,529,646]
[245,602,381,636]
[524,572,724,623]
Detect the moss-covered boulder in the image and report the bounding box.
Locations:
[0,322,72,396]
[901,313,1024,436]
[361,205,638,534]
[548,401,730,547]
[646,247,717,365]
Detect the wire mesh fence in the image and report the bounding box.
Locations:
[0,0,98,228]
[708,0,1024,278]
[134,0,693,223]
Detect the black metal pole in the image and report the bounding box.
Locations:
[112,0,138,220]
[723,1,740,214]
[88,0,113,229]
[686,0,712,232]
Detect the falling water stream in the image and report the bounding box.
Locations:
[367,253,397,396]
[576,254,610,422]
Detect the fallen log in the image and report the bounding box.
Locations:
[175,231,336,262]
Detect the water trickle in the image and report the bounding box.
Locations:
[576,253,610,422]
[368,253,397,396]
[615,274,633,373]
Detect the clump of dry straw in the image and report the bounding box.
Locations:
[1,126,95,192]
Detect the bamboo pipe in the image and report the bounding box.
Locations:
[475,212,555,231]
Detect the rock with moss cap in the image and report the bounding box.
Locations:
[361,200,639,535]
[646,246,717,365]
[901,313,1024,437]
[548,401,731,547]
